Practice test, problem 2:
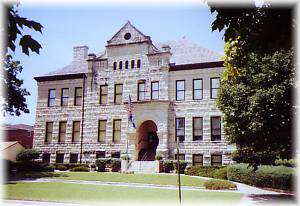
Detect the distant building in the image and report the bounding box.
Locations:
[33,21,235,167]
[1,141,25,161]
[3,124,34,149]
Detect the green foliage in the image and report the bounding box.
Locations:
[16,149,39,162]
[121,155,130,160]
[155,154,163,160]
[204,179,237,190]
[13,161,54,172]
[227,164,254,185]
[90,164,96,169]
[173,161,187,174]
[69,166,90,172]
[56,165,68,171]
[275,158,296,167]
[95,158,109,172]
[111,160,121,172]
[185,166,227,179]
[163,160,174,173]
[212,167,228,180]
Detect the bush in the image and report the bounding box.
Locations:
[121,155,130,160]
[275,159,296,167]
[111,159,121,172]
[156,154,163,160]
[212,167,228,180]
[227,164,254,185]
[57,165,68,171]
[90,164,96,169]
[204,180,237,190]
[69,166,89,172]
[14,161,54,172]
[173,161,187,174]
[163,160,174,173]
[185,166,224,178]
[95,158,110,172]
[16,149,40,162]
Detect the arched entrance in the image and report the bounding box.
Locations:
[136,120,159,161]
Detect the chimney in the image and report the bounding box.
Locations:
[161,44,171,52]
[73,46,88,61]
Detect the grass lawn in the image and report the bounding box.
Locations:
[12,172,206,188]
[4,182,243,204]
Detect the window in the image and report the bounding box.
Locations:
[151,81,159,100]
[175,154,185,161]
[138,82,146,101]
[210,77,220,99]
[113,62,117,70]
[58,121,66,143]
[98,120,106,143]
[48,89,56,107]
[72,121,81,142]
[114,84,123,104]
[211,116,221,141]
[211,154,222,166]
[45,122,53,143]
[125,61,129,69]
[74,87,83,106]
[193,117,203,141]
[42,153,51,163]
[175,118,185,142]
[96,151,105,159]
[119,61,123,70]
[193,154,203,166]
[111,152,120,158]
[176,80,185,101]
[137,59,141,68]
[100,85,108,104]
[131,60,135,69]
[61,88,69,106]
[113,119,121,143]
[69,153,78,163]
[193,79,203,100]
[56,153,64,163]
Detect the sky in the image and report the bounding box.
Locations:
[5,3,225,125]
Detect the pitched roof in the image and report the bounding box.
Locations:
[0,141,22,151]
[2,124,34,131]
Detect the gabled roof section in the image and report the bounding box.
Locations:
[107,21,151,46]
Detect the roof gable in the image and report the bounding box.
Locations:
[107,21,151,46]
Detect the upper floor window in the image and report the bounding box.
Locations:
[98,120,106,143]
[113,62,117,70]
[45,122,53,143]
[193,117,203,141]
[113,119,121,143]
[119,61,123,70]
[131,60,135,69]
[211,116,221,141]
[48,89,56,107]
[114,84,123,104]
[137,59,141,68]
[138,82,146,101]
[72,121,81,142]
[61,88,69,106]
[125,61,129,69]
[193,79,203,100]
[193,154,203,166]
[58,121,67,143]
[211,154,222,166]
[100,85,108,105]
[151,81,159,100]
[175,117,185,143]
[74,87,82,106]
[210,77,220,99]
[176,80,185,101]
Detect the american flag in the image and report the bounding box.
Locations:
[128,95,136,129]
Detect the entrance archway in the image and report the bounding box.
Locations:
[136,120,159,161]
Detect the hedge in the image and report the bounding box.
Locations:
[204,180,237,190]
[69,166,90,172]
[185,166,226,179]
[163,160,174,173]
[111,159,121,172]
[173,161,187,174]
[16,149,39,162]
[275,159,296,168]
[227,164,254,185]
[4,160,55,173]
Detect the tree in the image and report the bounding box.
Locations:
[209,2,295,166]
[2,4,43,116]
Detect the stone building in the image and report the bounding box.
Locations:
[33,21,235,167]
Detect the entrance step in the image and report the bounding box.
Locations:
[121,160,160,173]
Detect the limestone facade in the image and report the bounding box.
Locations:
[33,21,235,166]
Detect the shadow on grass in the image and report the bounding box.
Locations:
[7,172,69,182]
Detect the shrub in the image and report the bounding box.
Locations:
[163,160,174,173]
[16,149,40,162]
[173,160,187,174]
[57,165,68,171]
[185,166,223,178]
[275,159,296,167]
[121,155,130,160]
[95,158,109,172]
[156,154,163,160]
[70,166,89,172]
[111,159,121,172]
[204,180,237,190]
[212,167,228,180]
[14,161,54,172]
[227,164,254,185]
[90,164,96,169]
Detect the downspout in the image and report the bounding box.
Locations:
[79,73,86,163]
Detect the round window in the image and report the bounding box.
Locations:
[124,33,131,40]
